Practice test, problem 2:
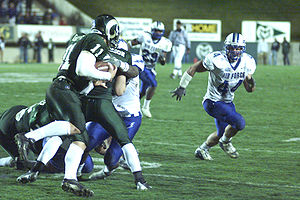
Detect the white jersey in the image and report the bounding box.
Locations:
[112,54,144,117]
[137,31,172,68]
[203,51,256,103]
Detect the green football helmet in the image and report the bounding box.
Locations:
[91,14,120,48]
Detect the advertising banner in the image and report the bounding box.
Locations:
[242,21,290,42]
[116,17,152,40]
[17,25,74,43]
[173,19,221,42]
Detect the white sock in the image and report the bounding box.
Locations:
[77,163,85,177]
[178,69,182,76]
[0,156,13,166]
[143,100,151,109]
[173,69,178,76]
[103,165,110,173]
[64,143,84,180]
[37,136,62,165]
[220,135,230,143]
[200,142,210,150]
[25,121,70,141]
[121,143,142,172]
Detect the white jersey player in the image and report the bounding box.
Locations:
[131,21,172,118]
[87,39,147,180]
[172,33,256,160]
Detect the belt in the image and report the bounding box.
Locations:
[55,75,75,85]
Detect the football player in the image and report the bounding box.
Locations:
[171,33,256,160]
[86,40,146,183]
[130,21,172,118]
[39,14,126,197]
[83,33,151,190]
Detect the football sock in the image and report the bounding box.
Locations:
[0,156,13,167]
[173,69,178,76]
[200,142,210,150]
[143,100,151,109]
[64,143,84,180]
[37,136,62,165]
[25,121,70,141]
[178,69,182,77]
[31,161,44,172]
[121,143,142,172]
[133,171,146,183]
[77,163,85,177]
[220,135,230,143]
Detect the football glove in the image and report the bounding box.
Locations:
[171,86,186,101]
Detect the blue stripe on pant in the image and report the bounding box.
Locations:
[203,99,245,137]
[86,113,142,169]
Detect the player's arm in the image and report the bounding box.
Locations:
[243,74,256,92]
[76,50,114,81]
[171,60,207,101]
[114,75,126,96]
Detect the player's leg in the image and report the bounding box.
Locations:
[173,45,186,78]
[140,68,157,118]
[89,114,142,179]
[46,79,93,196]
[86,99,150,190]
[203,99,244,158]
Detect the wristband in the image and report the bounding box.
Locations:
[179,71,193,88]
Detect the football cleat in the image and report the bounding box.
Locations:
[194,147,213,160]
[14,133,34,161]
[136,181,152,190]
[219,140,239,158]
[89,169,113,180]
[141,107,152,118]
[16,170,39,184]
[169,73,175,79]
[61,179,94,197]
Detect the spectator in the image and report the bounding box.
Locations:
[33,31,44,63]
[0,34,5,63]
[30,11,39,24]
[257,38,268,65]
[169,20,190,79]
[47,38,55,63]
[26,0,32,13]
[7,2,17,25]
[0,2,8,23]
[18,33,31,63]
[16,12,24,24]
[270,39,280,65]
[282,37,290,65]
[43,8,52,25]
[59,16,68,25]
[23,10,32,24]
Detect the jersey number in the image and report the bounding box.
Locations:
[217,80,243,96]
[142,49,159,64]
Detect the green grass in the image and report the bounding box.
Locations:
[0,63,300,199]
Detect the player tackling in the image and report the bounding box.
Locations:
[171,33,256,160]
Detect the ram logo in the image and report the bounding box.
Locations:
[196,43,213,59]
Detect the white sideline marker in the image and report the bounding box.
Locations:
[283,138,300,142]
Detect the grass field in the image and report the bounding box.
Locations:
[0,63,300,200]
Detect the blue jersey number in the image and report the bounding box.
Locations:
[142,49,158,64]
[217,80,243,95]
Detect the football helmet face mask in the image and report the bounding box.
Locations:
[151,21,165,40]
[91,14,120,48]
[224,33,246,62]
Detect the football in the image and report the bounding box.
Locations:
[95,61,110,71]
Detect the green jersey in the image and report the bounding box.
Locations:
[57,33,110,92]
[15,100,51,133]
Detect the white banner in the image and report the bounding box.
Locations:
[116,17,152,40]
[173,19,221,42]
[17,25,74,43]
[242,21,290,42]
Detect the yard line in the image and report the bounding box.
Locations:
[41,170,300,189]
[133,140,300,154]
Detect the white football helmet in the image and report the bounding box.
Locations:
[151,21,165,40]
[224,33,246,62]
